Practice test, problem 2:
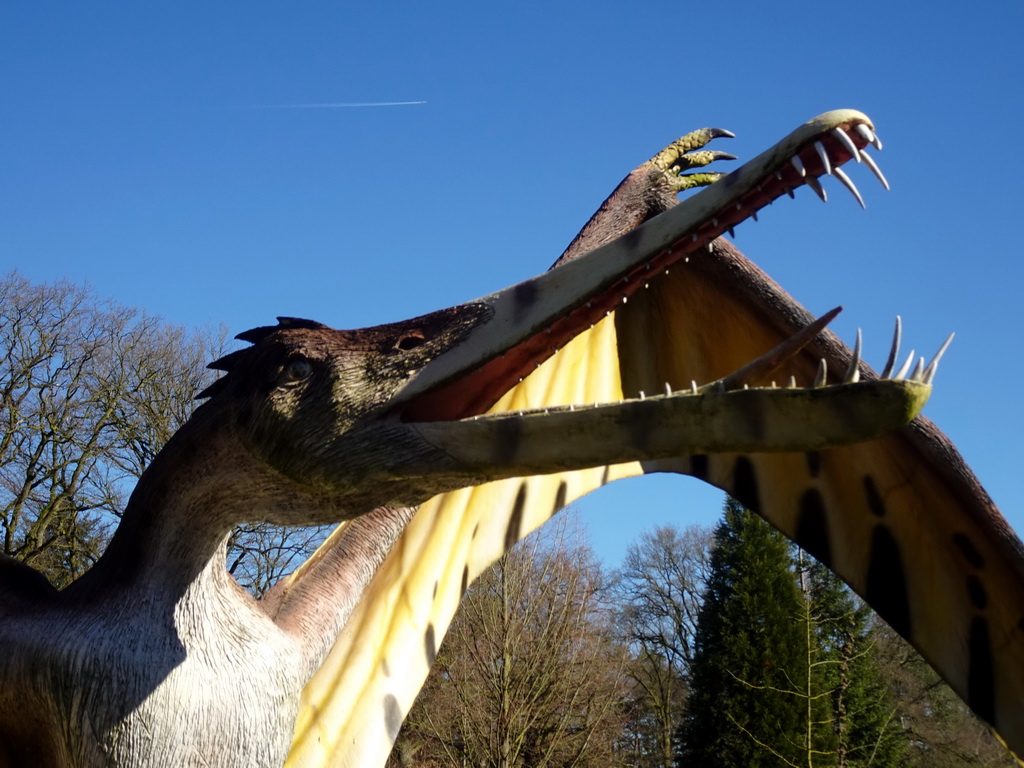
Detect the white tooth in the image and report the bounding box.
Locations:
[586,301,592,308]
[854,124,877,148]
[743,383,749,390]
[639,390,646,400]
[805,175,828,202]
[814,359,827,387]
[844,329,862,383]
[789,375,798,388]
[664,382,672,396]
[814,140,832,175]
[691,380,699,394]
[923,333,955,384]
[859,150,890,191]
[833,167,866,209]
[569,404,574,411]
[622,296,628,304]
[871,131,883,150]
[771,381,777,388]
[644,282,649,289]
[775,171,783,181]
[735,202,742,211]
[791,155,806,177]
[712,217,719,227]
[706,243,713,253]
[894,350,916,380]
[881,316,902,379]
[832,127,861,162]
[691,233,699,243]
[910,357,925,382]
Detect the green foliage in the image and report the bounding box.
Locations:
[676,498,807,767]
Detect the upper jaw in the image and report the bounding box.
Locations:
[386,109,887,423]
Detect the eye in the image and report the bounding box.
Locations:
[280,357,314,384]
[395,334,426,351]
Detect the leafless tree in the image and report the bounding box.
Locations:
[0,272,327,593]
[393,513,629,768]
[614,525,712,768]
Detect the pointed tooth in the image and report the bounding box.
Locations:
[691,380,699,395]
[786,187,795,199]
[814,140,832,175]
[569,404,574,411]
[711,217,719,228]
[832,167,866,209]
[805,175,828,202]
[854,124,877,148]
[791,155,806,177]
[859,150,890,191]
[736,202,742,211]
[894,350,916,380]
[922,333,955,385]
[832,127,861,162]
[664,382,672,396]
[910,357,925,382]
[775,171,784,181]
[814,359,827,387]
[789,375,798,388]
[751,210,758,222]
[622,296,628,304]
[844,329,862,383]
[639,390,646,400]
[706,243,713,253]
[743,383,749,390]
[727,227,735,238]
[881,316,903,379]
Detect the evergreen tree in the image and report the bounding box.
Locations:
[801,558,904,767]
[676,498,806,767]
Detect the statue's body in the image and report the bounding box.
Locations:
[2,110,1019,767]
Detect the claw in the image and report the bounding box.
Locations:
[832,167,866,209]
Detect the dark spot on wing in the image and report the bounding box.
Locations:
[732,457,760,514]
[513,282,539,322]
[968,617,996,726]
[384,694,403,740]
[494,418,523,465]
[425,623,437,666]
[553,481,567,516]
[505,484,527,551]
[805,451,822,478]
[866,525,911,637]
[967,575,988,610]
[796,489,831,568]
[690,454,709,481]
[862,476,887,518]
[953,533,985,569]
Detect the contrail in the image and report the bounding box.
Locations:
[236,101,427,109]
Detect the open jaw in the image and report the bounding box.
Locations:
[391,109,938,473]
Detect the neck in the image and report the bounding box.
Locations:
[69,407,252,603]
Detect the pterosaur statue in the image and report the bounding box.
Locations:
[1,110,1020,768]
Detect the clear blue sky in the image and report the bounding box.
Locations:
[2,2,1022,567]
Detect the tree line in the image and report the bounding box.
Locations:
[1,272,1015,766]
[390,501,1017,768]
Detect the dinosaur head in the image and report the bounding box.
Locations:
[196,110,933,523]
